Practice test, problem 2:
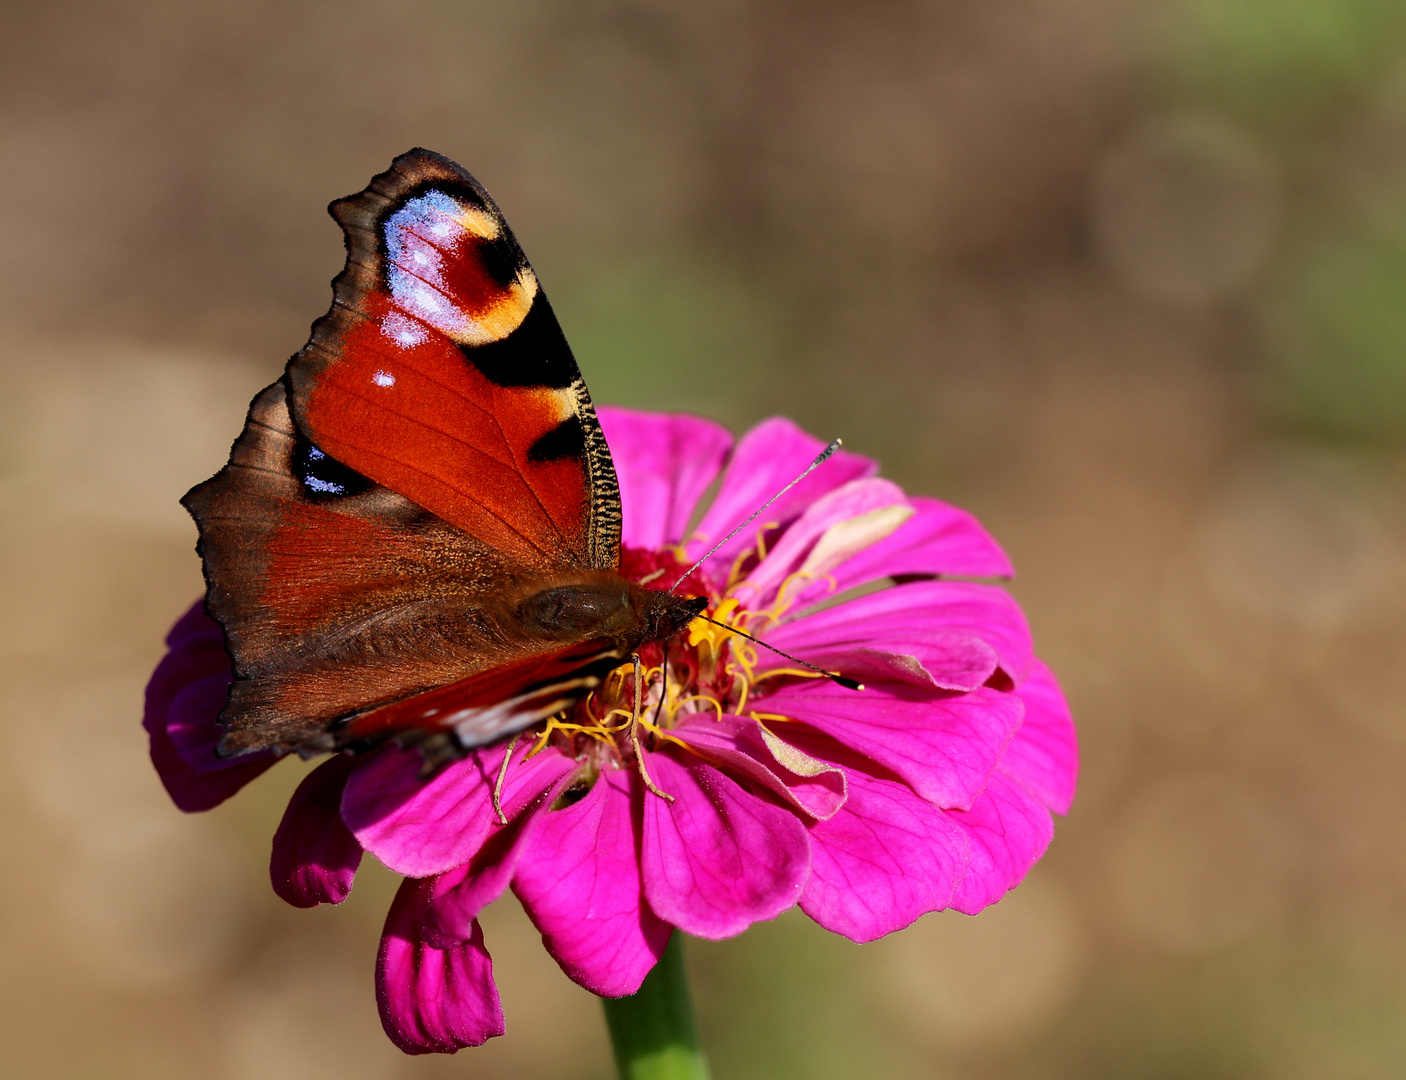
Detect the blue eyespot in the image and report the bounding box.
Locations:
[293,439,372,499]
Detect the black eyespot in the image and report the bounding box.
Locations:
[527,416,586,463]
[293,438,373,499]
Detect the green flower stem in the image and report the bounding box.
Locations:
[601,934,711,1080]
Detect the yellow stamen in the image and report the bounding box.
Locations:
[750,711,796,724]
[753,667,831,683]
[671,693,725,722]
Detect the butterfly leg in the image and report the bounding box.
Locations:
[630,653,674,804]
[492,731,524,825]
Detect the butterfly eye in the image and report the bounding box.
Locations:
[293,439,374,499]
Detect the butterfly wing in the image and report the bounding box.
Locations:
[291,147,620,571]
[184,151,630,757]
[336,635,631,762]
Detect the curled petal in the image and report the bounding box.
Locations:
[343,741,577,878]
[770,580,1034,687]
[763,681,1023,811]
[143,602,276,812]
[736,478,910,605]
[640,750,810,939]
[768,637,998,694]
[597,406,733,550]
[377,877,504,1054]
[685,417,876,584]
[670,713,846,819]
[788,495,1015,611]
[999,660,1079,815]
[947,771,1054,916]
[513,769,672,997]
[270,754,363,907]
[798,756,969,942]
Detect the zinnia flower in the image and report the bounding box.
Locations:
[144,408,1078,1054]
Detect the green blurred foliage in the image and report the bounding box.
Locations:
[688,912,946,1080]
[1168,0,1406,125]
[550,253,776,424]
[1268,225,1406,443]
[1158,0,1406,446]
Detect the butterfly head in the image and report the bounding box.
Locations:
[641,590,710,646]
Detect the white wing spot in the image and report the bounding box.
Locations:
[371,369,396,387]
[379,311,429,348]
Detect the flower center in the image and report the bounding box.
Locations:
[512,543,834,805]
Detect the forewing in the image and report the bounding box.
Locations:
[181,150,632,758]
[183,382,604,756]
[290,148,620,570]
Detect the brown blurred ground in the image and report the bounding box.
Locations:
[4,2,1406,1078]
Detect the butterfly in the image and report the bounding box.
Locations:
[184,148,708,769]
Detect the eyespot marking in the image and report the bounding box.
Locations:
[293,439,374,499]
[527,415,586,463]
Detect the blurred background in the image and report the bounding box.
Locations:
[3,0,1406,1077]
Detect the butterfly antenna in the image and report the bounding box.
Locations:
[695,613,864,691]
[670,438,843,592]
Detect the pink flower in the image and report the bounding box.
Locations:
[145,408,1078,1054]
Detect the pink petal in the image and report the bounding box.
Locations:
[771,580,1033,687]
[685,417,876,583]
[513,769,673,997]
[342,741,577,877]
[270,754,363,907]
[597,406,734,550]
[796,749,970,942]
[947,770,1054,915]
[377,877,505,1054]
[761,682,1023,810]
[788,495,1015,610]
[735,478,910,605]
[999,659,1079,815]
[640,750,810,939]
[143,603,276,812]
[670,713,847,819]
[419,766,579,948]
[166,673,240,769]
[166,600,225,647]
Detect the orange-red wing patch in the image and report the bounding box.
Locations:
[287,149,620,571]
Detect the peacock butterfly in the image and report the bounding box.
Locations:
[184,148,707,769]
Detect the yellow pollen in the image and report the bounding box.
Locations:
[506,585,816,788]
[687,597,741,652]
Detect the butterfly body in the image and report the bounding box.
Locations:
[184,149,706,762]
